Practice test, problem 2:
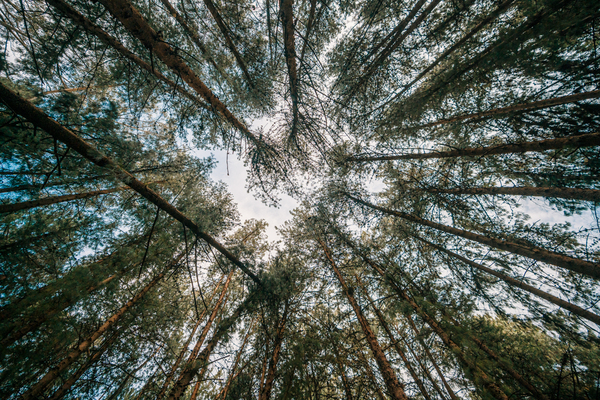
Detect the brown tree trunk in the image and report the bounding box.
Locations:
[97,0,263,146]
[214,320,255,400]
[46,0,210,110]
[259,301,290,400]
[47,332,118,400]
[165,294,253,400]
[0,81,262,285]
[416,236,600,325]
[417,89,600,129]
[316,238,408,400]
[424,185,600,202]
[331,343,354,400]
[349,246,510,400]
[345,132,600,162]
[403,316,458,400]
[158,0,229,83]
[355,275,432,400]
[201,0,254,88]
[356,348,386,400]
[19,252,182,400]
[279,0,300,139]
[156,274,227,400]
[347,194,600,280]
[0,185,131,213]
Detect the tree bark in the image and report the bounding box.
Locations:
[214,320,255,400]
[165,294,253,400]
[415,235,600,325]
[345,132,600,162]
[0,185,131,213]
[355,275,432,400]
[46,0,209,110]
[317,238,409,400]
[347,194,600,280]
[259,301,290,400]
[424,185,600,202]
[201,0,254,88]
[47,332,118,400]
[156,274,227,400]
[0,81,262,285]
[356,348,386,400]
[97,0,262,146]
[279,0,300,139]
[18,252,183,400]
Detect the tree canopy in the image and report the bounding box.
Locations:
[0,0,599,399]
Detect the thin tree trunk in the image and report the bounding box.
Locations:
[214,320,255,400]
[18,252,183,400]
[0,81,262,285]
[415,89,600,129]
[158,0,229,83]
[392,0,514,100]
[156,274,227,400]
[355,275,432,400]
[424,185,600,202]
[353,246,539,400]
[46,0,210,110]
[298,0,317,73]
[97,0,262,147]
[165,294,253,400]
[0,185,131,213]
[356,348,386,400]
[331,340,353,400]
[403,316,458,400]
[347,194,600,279]
[316,238,408,400]
[201,0,254,88]
[279,0,300,139]
[351,0,442,97]
[47,332,119,400]
[345,132,600,162]
[416,235,600,325]
[259,301,290,400]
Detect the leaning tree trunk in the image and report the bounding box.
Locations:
[424,185,600,202]
[0,80,261,285]
[317,238,409,400]
[156,274,227,400]
[355,275,432,400]
[345,132,600,162]
[347,194,600,279]
[259,301,290,400]
[415,235,600,325]
[18,252,183,400]
[347,244,510,400]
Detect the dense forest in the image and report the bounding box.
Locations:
[0,0,599,399]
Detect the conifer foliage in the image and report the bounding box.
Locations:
[0,0,599,399]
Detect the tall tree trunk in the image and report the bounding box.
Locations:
[47,332,119,400]
[214,320,255,400]
[331,342,354,400]
[345,132,600,162]
[97,0,263,147]
[355,275,432,400]
[279,0,300,139]
[0,185,130,213]
[416,89,600,129]
[201,0,254,88]
[46,0,210,110]
[316,238,408,400]
[0,81,262,286]
[393,0,514,99]
[347,194,600,279]
[351,0,442,97]
[167,270,234,399]
[403,316,458,400]
[415,235,600,325]
[356,348,386,400]
[18,252,183,400]
[156,274,227,400]
[165,294,254,400]
[158,0,230,83]
[259,300,290,400]
[424,185,600,202]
